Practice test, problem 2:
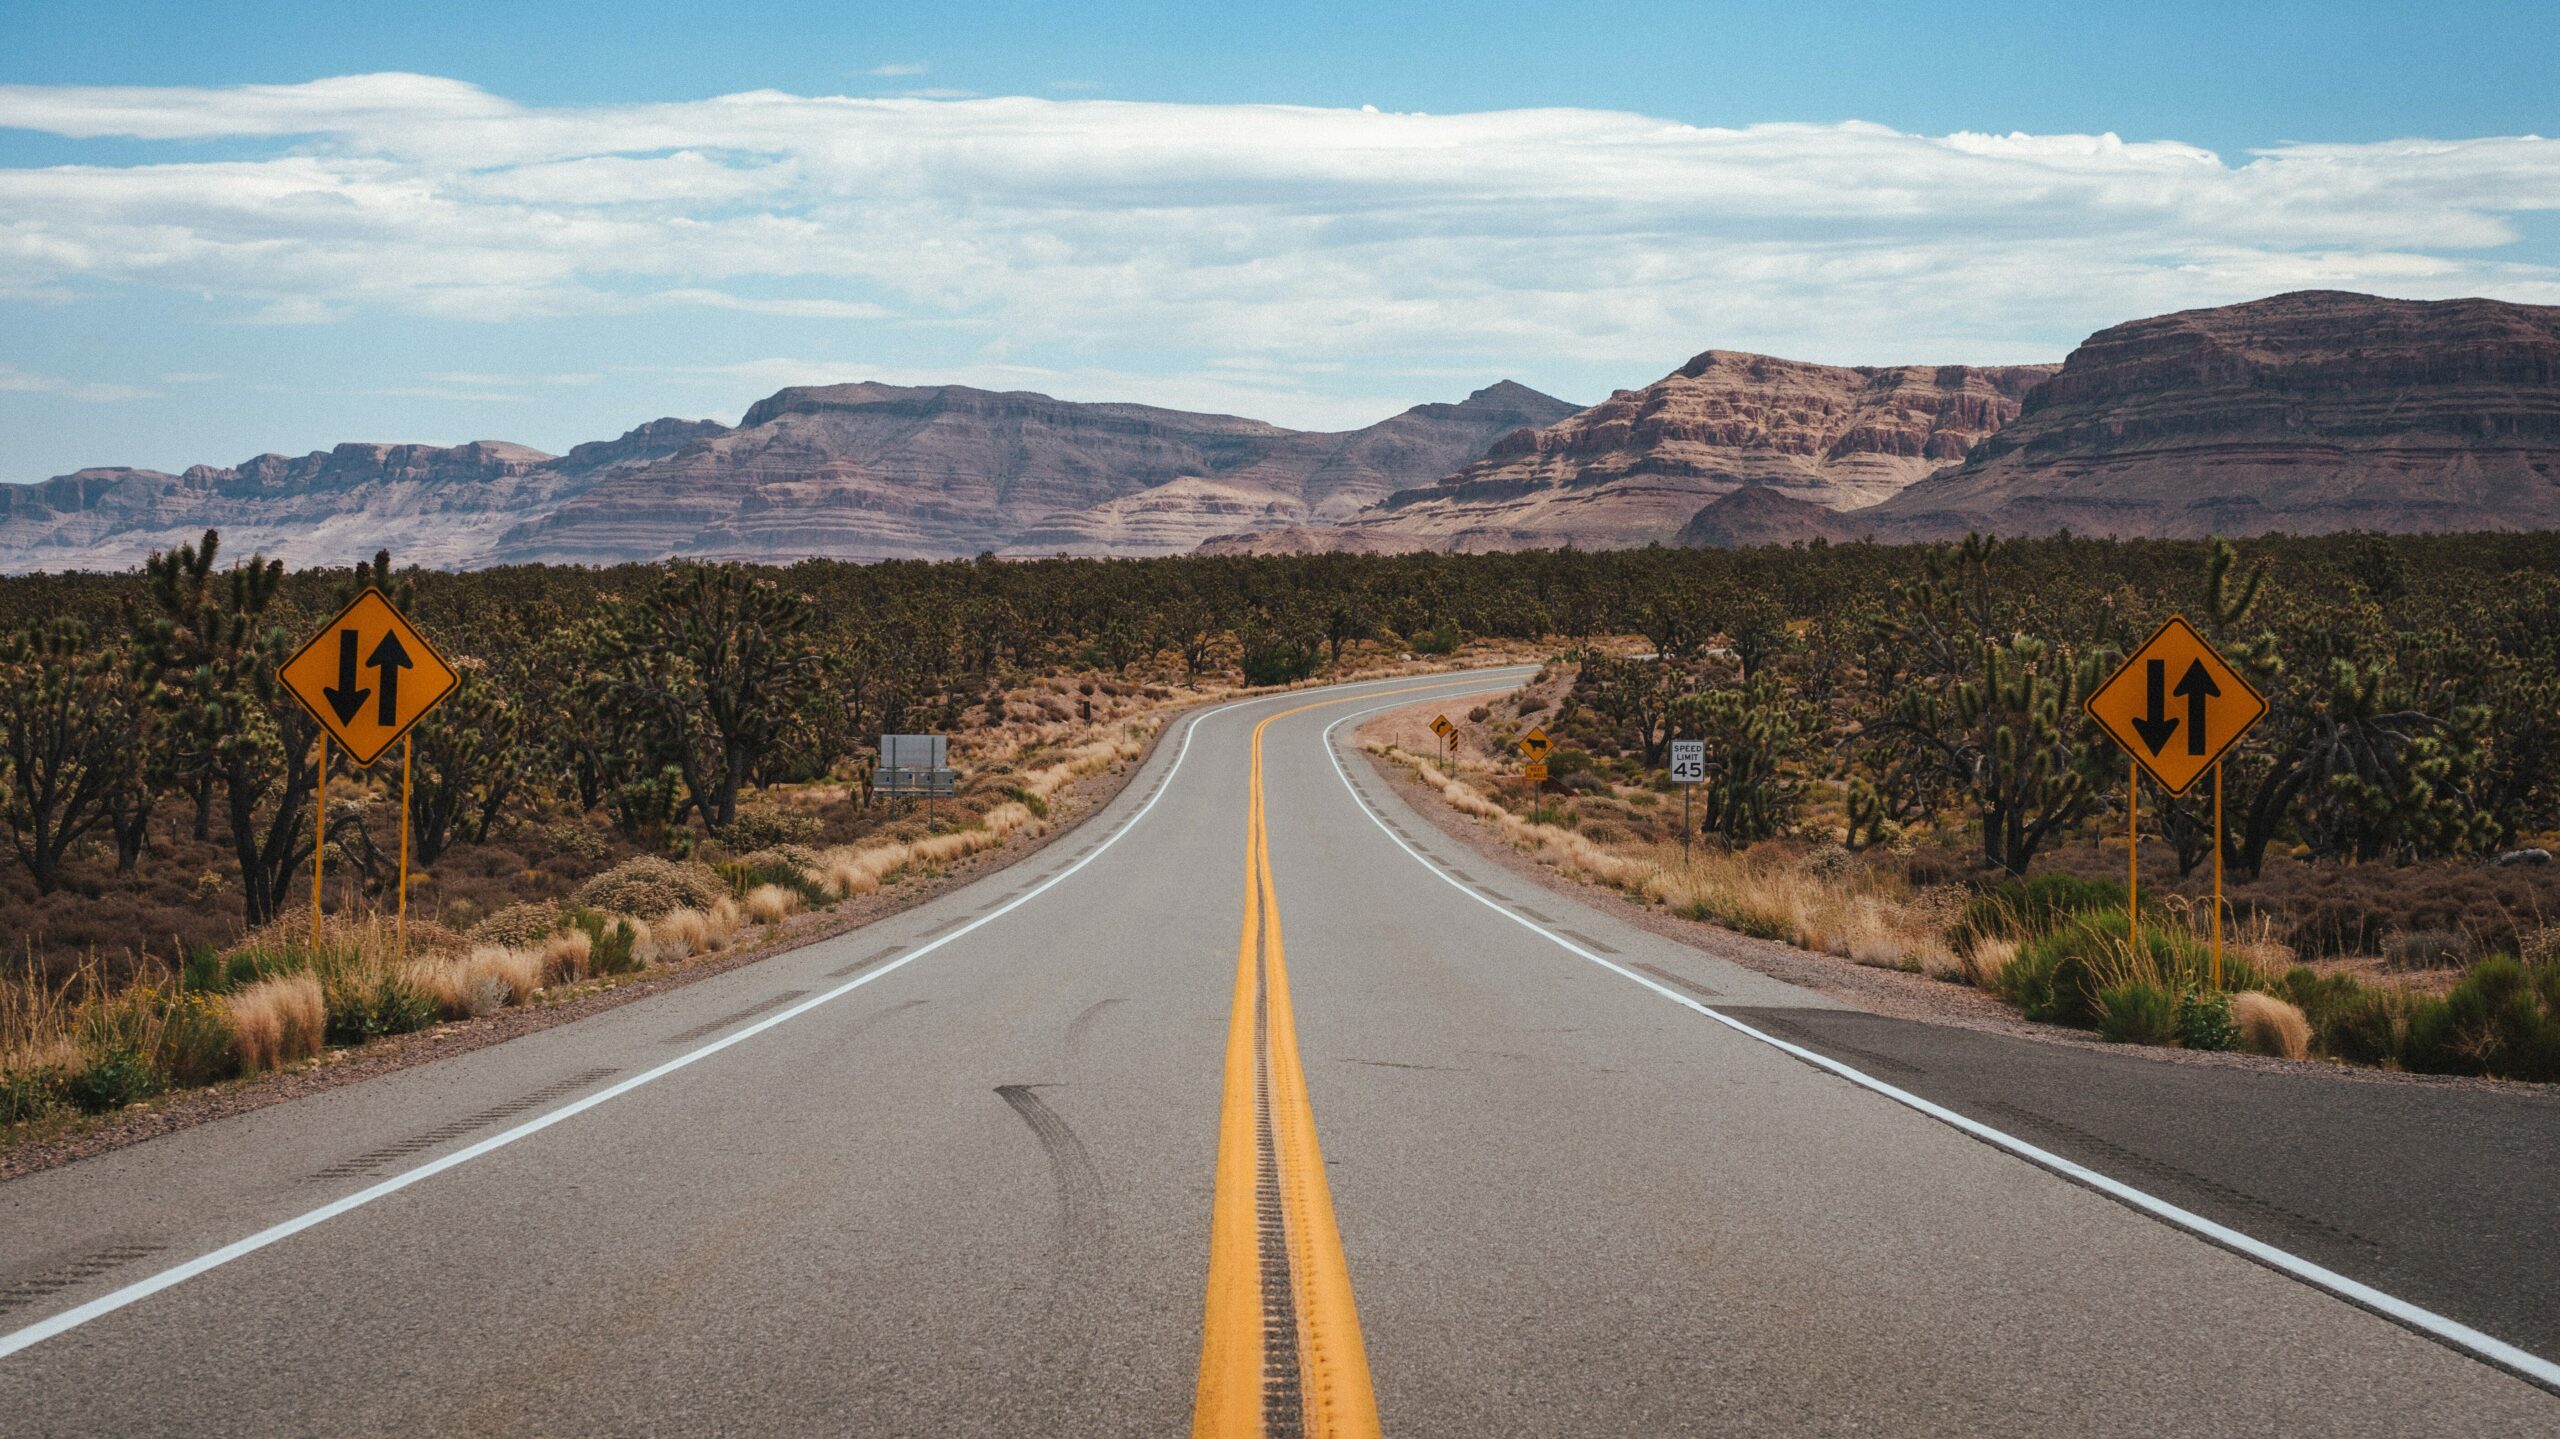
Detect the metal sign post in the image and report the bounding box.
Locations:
[2085,615,2268,976]
[280,587,459,957]
[1669,739,1705,865]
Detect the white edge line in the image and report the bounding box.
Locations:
[1316,705,2560,1393]
[0,668,1527,1363]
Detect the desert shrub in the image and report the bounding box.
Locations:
[1409,622,1462,656]
[567,908,645,975]
[2096,981,2180,1045]
[2001,909,2240,1027]
[79,985,235,1089]
[179,942,302,996]
[319,968,437,1047]
[717,848,829,906]
[2175,988,2238,1051]
[0,1061,70,1123]
[1239,637,1322,686]
[2380,927,2474,970]
[2278,968,2434,1068]
[570,856,725,919]
[1001,786,1050,822]
[1955,873,2129,951]
[539,820,614,862]
[69,1048,159,1112]
[645,908,712,963]
[721,807,821,851]
[468,902,564,949]
[2231,991,2312,1059]
[2415,955,2560,1081]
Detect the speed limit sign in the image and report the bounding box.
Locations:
[1669,739,1705,784]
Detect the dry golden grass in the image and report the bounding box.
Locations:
[647,908,712,963]
[224,972,324,1073]
[744,884,799,924]
[2232,991,2313,1059]
[540,927,593,985]
[705,896,741,948]
[1374,743,1957,979]
[1964,935,2021,988]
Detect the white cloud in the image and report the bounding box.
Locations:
[864,63,927,77]
[0,364,154,402]
[0,74,2553,390]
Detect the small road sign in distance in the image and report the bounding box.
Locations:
[2084,615,2268,795]
[1523,760,1548,783]
[1431,714,1456,740]
[1668,739,1705,784]
[278,588,459,767]
[1520,725,1551,760]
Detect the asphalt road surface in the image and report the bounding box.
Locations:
[3,669,2556,1436]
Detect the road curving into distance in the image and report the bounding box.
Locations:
[0,666,2553,1435]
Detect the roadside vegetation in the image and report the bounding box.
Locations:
[10,526,2560,1135]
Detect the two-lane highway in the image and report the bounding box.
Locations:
[2,669,2554,1435]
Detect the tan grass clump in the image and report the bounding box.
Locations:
[540,927,594,984]
[1964,936,2021,988]
[224,973,325,1074]
[823,856,880,899]
[647,908,713,962]
[2232,991,2313,1060]
[745,884,800,924]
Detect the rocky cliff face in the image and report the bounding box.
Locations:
[1208,352,2052,554]
[1865,291,2560,539]
[1001,380,1580,556]
[0,381,1568,572]
[0,441,566,572]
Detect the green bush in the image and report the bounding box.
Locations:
[2176,988,2238,1052]
[2415,956,2560,1081]
[78,985,236,1089]
[1002,785,1050,821]
[321,970,437,1047]
[1955,873,2129,950]
[569,909,644,976]
[1409,622,1462,656]
[1240,636,1322,686]
[69,1048,160,1112]
[2000,909,2246,1028]
[0,1065,69,1123]
[2095,981,2180,1045]
[716,847,829,906]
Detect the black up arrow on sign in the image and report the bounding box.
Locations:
[2173,659,2219,756]
[367,629,412,725]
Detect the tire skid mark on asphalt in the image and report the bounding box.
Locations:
[660,990,810,1045]
[1320,703,2560,1395]
[1631,962,1724,1002]
[827,945,905,978]
[308,1066,622,1180]
[0,1246,165,1317]
[995,1083,1112,1408]
[1968,1098,2385,1254]
[0,668,1530,1366]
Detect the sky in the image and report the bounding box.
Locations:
[3,0,2557,483]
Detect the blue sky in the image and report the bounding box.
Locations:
[3,1,2557,482]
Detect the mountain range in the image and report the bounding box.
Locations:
[4,290,2556,573]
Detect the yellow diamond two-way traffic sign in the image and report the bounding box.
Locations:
[278,588,459,767]
[2084,615,2266,795]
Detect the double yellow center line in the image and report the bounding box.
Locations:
[1193,694,1399,1439]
